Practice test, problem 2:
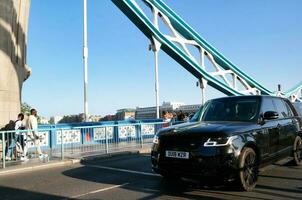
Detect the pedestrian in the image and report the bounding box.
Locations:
[177,110,186,121]
[5,113,26,161]
[26,108,47,160]
[171,112,177,124]
[162,111,171,128]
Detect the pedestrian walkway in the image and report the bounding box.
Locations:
[0,158,80,176]
[1,120,162,169]
[0,145,152,176]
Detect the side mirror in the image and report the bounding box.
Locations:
[264,111,279,120]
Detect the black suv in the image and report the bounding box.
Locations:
[151,96,302,191]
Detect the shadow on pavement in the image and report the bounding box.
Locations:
[0,185,72,200]
[61,165,256,200]
[62,154,302,200]
[256,184,302,194]
[255,185,302,200]
[259,174,302,181]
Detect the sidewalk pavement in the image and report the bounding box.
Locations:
[0,148,151,176]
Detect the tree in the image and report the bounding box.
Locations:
[58,114,84,123]
[20,102,49,124]
[21,102,32,116]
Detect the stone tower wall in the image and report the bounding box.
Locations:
[0,0,31,127]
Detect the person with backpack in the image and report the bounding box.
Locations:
[5,113,25,161]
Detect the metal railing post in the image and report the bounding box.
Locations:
[140,124,144,149]
[71,131,74,155]
[2,132,5,169]
[105,127,109,154]
[60,129,64,160]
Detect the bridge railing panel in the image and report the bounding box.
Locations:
[0,120,175,169]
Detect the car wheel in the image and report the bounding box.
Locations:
[293,136,302,166]
[237,147,258,191]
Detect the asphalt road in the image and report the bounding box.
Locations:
[0,153,301,200]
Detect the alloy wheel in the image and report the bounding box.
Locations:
[294,136,302,165]
[243,151,257,187]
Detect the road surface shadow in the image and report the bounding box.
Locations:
[259,174,302,181]
[62,165,276,200]
[0,185,72,200]
[63,165,246,199]
[62,154,302,200]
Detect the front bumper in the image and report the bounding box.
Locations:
[151,146,239,179]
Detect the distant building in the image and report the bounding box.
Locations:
[39,117,49,124]
[176,104,202,114]
[89,115,102,122]
[49,116,63,124]
[135,106,157,120]
[116,108,136,120]
[135,102,201,120]
[100,115,116,121]
[162,101,185,110]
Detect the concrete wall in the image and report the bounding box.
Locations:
[0,0,31,127]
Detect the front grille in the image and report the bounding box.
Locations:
[155,134,236,178]
[159,135,207,151]
[158,156,222,175]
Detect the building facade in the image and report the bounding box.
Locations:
[50,116,64,124]
[135,102,201,120]
[116,108,135,120]
[176,104,202,115]
[135,106,157,120]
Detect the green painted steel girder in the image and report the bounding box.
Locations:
[112,0,273,96]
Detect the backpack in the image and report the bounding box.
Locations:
[3,120,16,131]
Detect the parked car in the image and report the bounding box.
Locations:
[151,95,302,191]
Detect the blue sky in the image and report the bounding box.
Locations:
[23,0,302,118]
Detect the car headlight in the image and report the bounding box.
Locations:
[204,135,238,147]
[153,135,159,144]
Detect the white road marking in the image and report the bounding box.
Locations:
[68,183,129,199]
[86,164,161,177]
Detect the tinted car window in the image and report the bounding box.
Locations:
[273,98,289,118]
[283,100,294,117]
[261,98,276,114]
[201,97,260,122]
[293,102,302,117]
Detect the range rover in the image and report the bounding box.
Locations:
[151,96,302,191]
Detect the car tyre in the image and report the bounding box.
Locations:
[236,147,258,191]
[293,136,302,166]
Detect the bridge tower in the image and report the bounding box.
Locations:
[0,0,31,127]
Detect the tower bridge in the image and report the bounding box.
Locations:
[0,0,301,127]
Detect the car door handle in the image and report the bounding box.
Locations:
[277,124,282,130]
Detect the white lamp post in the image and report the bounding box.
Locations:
[83,0,89,121]
[149,41,160,119]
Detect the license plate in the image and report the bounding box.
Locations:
[165,150,189,159]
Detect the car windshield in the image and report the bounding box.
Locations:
[198,97,260,122]
[189,106,203,122]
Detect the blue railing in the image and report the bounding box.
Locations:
[0,119,179,169]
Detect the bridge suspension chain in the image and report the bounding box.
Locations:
[112,0,301,102]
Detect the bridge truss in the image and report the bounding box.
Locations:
[285,82,302,102]
[112,0,301,102]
